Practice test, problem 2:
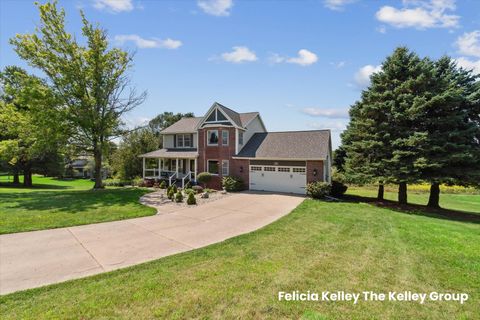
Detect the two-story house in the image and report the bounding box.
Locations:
[140,102,332,194]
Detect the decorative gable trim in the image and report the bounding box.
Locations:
[195,102,243,130]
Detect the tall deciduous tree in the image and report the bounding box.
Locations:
[0,66,66,187]
[10,1,145,189]
[148,112,194,136]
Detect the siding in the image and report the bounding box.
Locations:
[238,116,266,152]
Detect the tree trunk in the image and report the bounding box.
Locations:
[427,182,440,208]
[377,183,384,200]
[23,164,33,187]
[93,145,103,189]
[13,167,20,184]
[398,182,407,205]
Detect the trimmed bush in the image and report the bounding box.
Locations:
[197,172,212,187]
[172,184,178,193]
[159,180,167,189]
[186,192,196,205]
[192,185,203,194]
[184,188,194,195]
[185,181,192,189]
[306,181,331,199]
[222,176,244,192]
[330,180,348,197]
[167,188,175,200]
[133,177,145,187]
[175,191,183,203]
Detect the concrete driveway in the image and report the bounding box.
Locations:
[0,191,303,295]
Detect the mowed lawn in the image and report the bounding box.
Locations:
[1,197,479,319]
[0,176,156,234]
[347,185,480,214]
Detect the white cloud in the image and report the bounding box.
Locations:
[330,61,346,68]
[324,0,357,11]
[220,46,257,63]
[93,0,134,12]
[456,31,480,58]
[354,64,382,88]
[270,49,318,66]
[301,107,349,119]
[375,0,459,29]
[455,57,480,75]
[114,35,182,49]
[377,25,387,34]
[307,120,348,132]
[197,0,233,16]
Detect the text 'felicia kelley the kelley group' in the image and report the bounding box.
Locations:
[278,291,469,304]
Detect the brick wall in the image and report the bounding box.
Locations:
[306,160,324,183]
[197,126,238,190]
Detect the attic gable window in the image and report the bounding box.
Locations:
[205,108,228,123]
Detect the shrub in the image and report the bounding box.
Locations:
[172,184,178,193]
[167,188,175,200]
[185,181,192,189]
[192,185,203,194]
[222,176,245,192]
[133,177,145,187]
[186,192,196,205]
[330,180,348,197]
[306,181,331,199]
[197,172,212,187]
[159,180,167,189]
[175,191,183,203]
[184,188,195,195]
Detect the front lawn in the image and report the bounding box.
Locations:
[1,198,478,319]
[347,185,480,214]
[0,176,156,234]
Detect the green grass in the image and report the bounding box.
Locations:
[347,186,480,214]
[0,176,156,234]
[1,197,478,319]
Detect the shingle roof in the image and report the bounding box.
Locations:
[161,105,260,133]
[161,117,203,133]
[139,148,198,158]
[235,130,331,159]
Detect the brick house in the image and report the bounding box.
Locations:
[139,102,332,194]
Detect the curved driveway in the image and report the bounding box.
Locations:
[0,191,303,295]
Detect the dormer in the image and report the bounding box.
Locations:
[196,102,244,129]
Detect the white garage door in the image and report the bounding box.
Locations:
[249,165,306,194]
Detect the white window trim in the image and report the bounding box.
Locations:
[221,160,229,176]
[222,130,229,146]
[176,134,192,148]
[207,159,219,175]
[207,130,219,146]
[204,109,229,124]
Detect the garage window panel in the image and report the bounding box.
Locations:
[293,167,306,173]
[278,167,290,172]
[251,166,262,171]
[264,167,276,172]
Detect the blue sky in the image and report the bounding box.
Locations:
[1,0,480,148]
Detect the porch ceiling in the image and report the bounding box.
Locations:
[139,148,198,159]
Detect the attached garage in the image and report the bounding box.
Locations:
[233,130,332,195]
[249,165,306,194]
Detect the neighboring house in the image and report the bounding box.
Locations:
[66,158,109,179]
[139,102,332,194]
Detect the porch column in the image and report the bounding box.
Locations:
[142,157,145,179]
[194,158,197,180]
[176,158,179,175]
[158,158,161,178]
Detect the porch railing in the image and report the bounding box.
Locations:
[168,171,177,186]
[144,168,159,177]
[182,171,192,189]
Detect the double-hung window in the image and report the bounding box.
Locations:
[207,130,219,146]
[221,160,229,176]
[176,134,192,148]
[222,130,229,146]
[239,131,244,145]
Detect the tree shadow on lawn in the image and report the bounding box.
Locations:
[0,182,71,190]
[341,194,480,224]
[1,188,150,213]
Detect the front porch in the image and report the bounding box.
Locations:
[139,148,199,188]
